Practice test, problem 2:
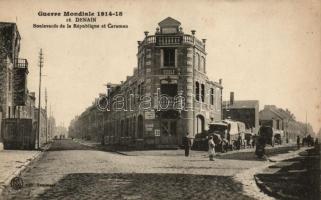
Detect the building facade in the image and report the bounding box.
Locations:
[0,22,51,148]
[94,17,223,149]
[0,22,30,142]
[259,105,313,142]
[223,92,259,134]
[0,22,21,121]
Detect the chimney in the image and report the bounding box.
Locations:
[219,79,222,85]
[230,92,234,105]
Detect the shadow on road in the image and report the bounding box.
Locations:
[216,145,298,161]
[47,139,94,151]
[255,147,320,200]
[34,173,256,200]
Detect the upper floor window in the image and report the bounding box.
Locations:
[195,82,200,101]
[201,84,205,102]
[201,56,206,73]
[161,84,177,97]
[196,53,200,71]
[210,88,214,105]
[138,58,141,72]
[163,48,175,67]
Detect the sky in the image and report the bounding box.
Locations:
[0,0,320,133]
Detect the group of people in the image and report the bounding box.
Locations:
[297,135,319,149]
[182,133,216,161]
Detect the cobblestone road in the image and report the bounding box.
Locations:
[0,139,298,200]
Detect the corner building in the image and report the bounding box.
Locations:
[104,17,223,149]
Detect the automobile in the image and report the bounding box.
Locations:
[192,130,210,151]
[209,122,229,152]
[258,126,276,147]
[192,122,229,152]
[223,120,246,150]
[274,130,284,145]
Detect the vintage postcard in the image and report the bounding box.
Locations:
[0,0,320,199]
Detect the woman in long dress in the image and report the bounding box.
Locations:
[208,136,215,161]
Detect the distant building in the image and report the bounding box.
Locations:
[222,92,259,134]
[47,116,56,140]
[259,105,304,141]
[259,105,287,129]
[55,126,68,139]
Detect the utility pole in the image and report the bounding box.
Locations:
[45,88,48,144]
[37,49,43,149]
[49,104,52,141]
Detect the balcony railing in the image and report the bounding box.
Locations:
[15,58,28,69]
[139,34,205,52]
[161,68,177,75]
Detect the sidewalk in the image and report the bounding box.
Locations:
[254,146,320,200]
[73,138,101,148]
[74,138,296,158]
[0,143,50,195]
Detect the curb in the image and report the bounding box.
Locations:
[234,147,310,200]
[252,147,311,199]
[0,143,52,196]
[73,139,129,156]
[254,174,281,199]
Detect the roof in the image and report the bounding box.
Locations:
[223,100,259,109]
[158,17,181,27]
[259,105,292,120]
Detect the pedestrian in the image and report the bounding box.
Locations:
[208,136,215,161]
[307,135,312,147]
[297,136,300,149]
[183,133,191,157]
[252,134,256,148]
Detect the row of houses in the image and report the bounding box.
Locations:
[0,22,55,148]
[222,92,314,142]
[69,17,310,149]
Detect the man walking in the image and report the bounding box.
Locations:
[297,136,300,149]
[183,133,191,157]
[208,136,215,161]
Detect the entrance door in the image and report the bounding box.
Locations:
[160,120,177,145]
[137,115,144,138]
[196,115,205,134]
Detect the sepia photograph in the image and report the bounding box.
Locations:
[0,0,320,199]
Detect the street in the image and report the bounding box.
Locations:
[1,139,301,200]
